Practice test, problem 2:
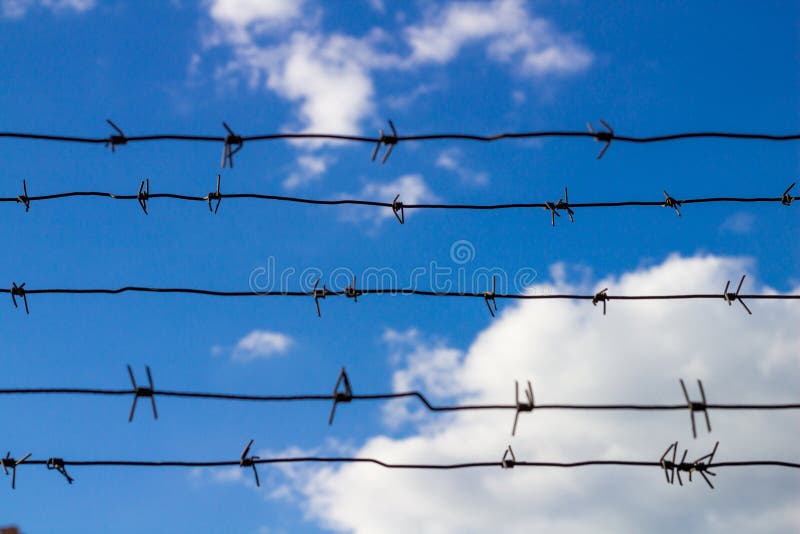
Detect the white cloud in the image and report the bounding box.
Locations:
[283,154,332,189]
[209,0,303,28]
[270,254,800,533]
[341,174,438,224]
[405,0,593,75]
[435,147,489,185]
[719,212,756,234]
[213,329,294,362]
[2,0,93,18]
[204,0,592,137]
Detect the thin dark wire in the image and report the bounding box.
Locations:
[2,128,798,146]
[1,187,796,214]
[1,285,798,301]
[17,456,800,469]
[1,386,799,413]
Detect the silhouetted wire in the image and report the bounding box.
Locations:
[2,386,799,412]
[1,185,796,216]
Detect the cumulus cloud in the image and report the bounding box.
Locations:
[405,0,593,75]
[2,0,94,18]
[283,154,333,189]
[268,254,800,533]
[212,329,294,362]
[203,0,592,136]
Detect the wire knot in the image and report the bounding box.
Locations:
[2,451,31,489]
[587,120,614,158]
[660,441,719,489]
[483,276,497,317]
[221,122,244,168]
[329,367,353,425]
[16,179,30,212]
[313,277,327,317]
[344,276,362,303]
[511,380,534,436]
[723,274,752,315]
[663,190,682,217]
[592,288,609,315]
[105,119,127,152]
[679,379,711,438]
[501,445,516,469]
[545,187,575,226]
[781,182,795,206]
[127,365,158,422]
[10,282,29,314]
[372,119,398,164]
[137,179,150,215]
[47,457,74,484]
[206,174,222,214]
[239,439,261,487]
[391,194,405,224]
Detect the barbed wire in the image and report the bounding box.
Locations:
[2,119,799,165]
[3,274,797,316]
[4,178,795,224]
[3,368,799,438]
[3,441,798,489]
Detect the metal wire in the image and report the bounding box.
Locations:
[2,120,799,165]
[2,275,797,316]
[2,179,795,223]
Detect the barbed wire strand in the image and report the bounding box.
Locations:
[2,179,795,223]
[2,120,799,165]
[3,370,799,438]
[3,443,798,490]
[2,274,797,317]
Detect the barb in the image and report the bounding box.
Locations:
[344,275,361,303]
[205,174,222,214]
[661,441,720,488]
[592,288,609,315]
[2,451,31,489]
[221,122,243,168]
[46,457,74,484]
[1,280,798,314]
[5,124,795,160]
[10,282,29,314]
[723,275,752,315]
[329,368,353,425]
[391,194,405,224]
[483,275,498,317]
[680,379,711,438]
[16,180,30,212]
[3,372,799,434]
[1,182,796,223]
[663,190,682,216]
[137,179,150,214]
[239,439,260,487]
[127,365,158,422]
[105,119,126,153]
[587,120,614,158]
[6,445,798,486]
[511,380,534,436]
[371,119,398,163]
[781,182,795,206]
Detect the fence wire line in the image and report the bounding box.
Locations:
[2,120,799,165]
[2,371,798,439]
[3,179,796,222]
[3,274,798,316]
[3,445,799,490]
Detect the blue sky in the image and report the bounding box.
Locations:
[1,1,798,533]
